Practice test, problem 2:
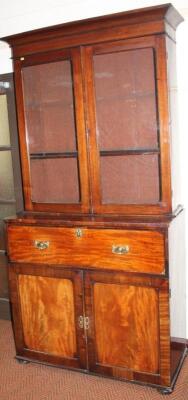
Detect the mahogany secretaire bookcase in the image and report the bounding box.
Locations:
[1,3,187,393]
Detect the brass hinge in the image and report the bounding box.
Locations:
[84,316,89,330]
[78,315,84,329]
[78,316,90,330]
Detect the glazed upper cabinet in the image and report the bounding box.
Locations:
[2,4,182,215]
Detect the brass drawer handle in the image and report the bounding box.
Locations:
[112,245,130,255]
[34,240,49,250]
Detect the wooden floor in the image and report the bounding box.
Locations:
[0,319,188,400]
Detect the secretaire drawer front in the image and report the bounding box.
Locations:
[7,226,165,274]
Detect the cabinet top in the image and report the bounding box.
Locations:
[1,4,183,54]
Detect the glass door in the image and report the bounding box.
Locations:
[84,37,170,214]
[16,48,89,213]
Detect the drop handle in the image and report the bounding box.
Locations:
[112,245,130,255]
[34,240,49,250]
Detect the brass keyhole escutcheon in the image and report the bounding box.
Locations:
[34,240,49,250]
[75,228,83,238]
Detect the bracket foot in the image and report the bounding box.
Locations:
[158,387,173,395]
[16,358,30,365]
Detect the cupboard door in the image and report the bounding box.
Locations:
[9,264,87,369]
[15,48,89,213]
[83,36,171,214]
[85,271,171,387]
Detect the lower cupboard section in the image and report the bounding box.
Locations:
[9,264,174,388]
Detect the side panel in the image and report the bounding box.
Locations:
[166,35,182,211]
[168,211,187,379]
[169,212,186,338]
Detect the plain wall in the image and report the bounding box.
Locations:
[0,0,188,333]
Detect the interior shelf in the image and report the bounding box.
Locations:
[30,151,78,159]
[99,148,160,156]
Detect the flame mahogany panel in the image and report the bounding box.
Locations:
[93,282,159,373]
[18,274,77,357]
[85,271,171,386]
[8,265,87,369]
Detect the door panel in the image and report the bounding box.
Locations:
[15,48,90,212]
[19,275,77,358]
[93,282,159,373]
[85,271,171,386]
[9,264,87,369]
[83,36,171,214]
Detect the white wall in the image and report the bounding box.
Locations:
[0,0,188,333]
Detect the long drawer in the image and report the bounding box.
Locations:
[7,225,165,274]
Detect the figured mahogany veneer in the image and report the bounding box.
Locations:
[93,282,159,373]
[19,275,77,357]
[7,225,165,274]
